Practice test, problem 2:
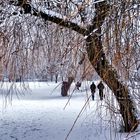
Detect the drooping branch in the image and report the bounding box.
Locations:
[86,1,138,132]
[10,0,139,132]
[9,0,87,35]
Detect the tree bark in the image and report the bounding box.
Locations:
[61,77,74,96]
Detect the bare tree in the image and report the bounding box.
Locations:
[1,0,140,132]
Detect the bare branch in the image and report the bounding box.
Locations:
[39,11,87,35]
[9,1,87,35]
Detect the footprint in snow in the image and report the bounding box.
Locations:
[10,135,18,140]
[31,128,41,131]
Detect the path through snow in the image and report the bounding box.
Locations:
[0,82,139,140]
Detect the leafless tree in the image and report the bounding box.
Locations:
[0,0,140,132]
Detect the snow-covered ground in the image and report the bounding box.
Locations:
[0,81,139,140]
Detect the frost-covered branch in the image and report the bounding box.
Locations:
[9,0,87,35]
[38,10,87,35]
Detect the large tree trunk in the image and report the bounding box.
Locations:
[85,2,138,132]
[86,34,138,132]
[61,77,74,96]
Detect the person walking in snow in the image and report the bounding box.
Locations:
[97,81,105,100]
[90,82,96,100]
[76,82,81,90]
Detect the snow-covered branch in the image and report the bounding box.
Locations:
[9,1,87,35]
[38,10,87,35]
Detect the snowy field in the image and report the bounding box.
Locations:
[0,81,140,140]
